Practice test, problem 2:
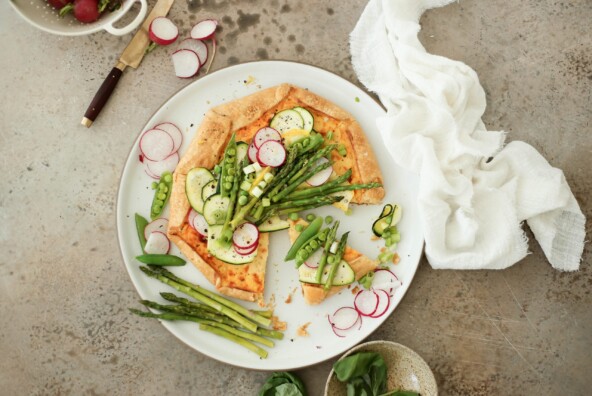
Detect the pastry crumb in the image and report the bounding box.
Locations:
[351,285,360,295]
[296,322,311,337]
[244,75,256,85]
[272,316,287,331]
[371,235,380,241]
[392,253,400,264]
[284,287,298,304]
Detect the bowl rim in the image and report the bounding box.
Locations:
[8,0,140,36]
[324,340,438,396]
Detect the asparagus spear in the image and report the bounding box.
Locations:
[276,196,344,216]
[268,195,343,211]
[284,169,353,200]
[324,231,349,290]
[200,324,268,359]
[315,220,340,283]
[271,159,334,203]
[149,266,272,328]
[139,266,258,332]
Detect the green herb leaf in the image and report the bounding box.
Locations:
[334,352,387,396]
[259,372,307,396]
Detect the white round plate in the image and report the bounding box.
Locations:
[117,61,423,370]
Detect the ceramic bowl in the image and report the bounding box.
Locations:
[324,340,438,396]
[9,0,148,36]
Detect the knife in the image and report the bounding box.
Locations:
[81,0,175,128]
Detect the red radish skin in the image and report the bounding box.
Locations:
[328,313,362,338]
[354,289,379,317]
[191,211,209,237]
[73,0,100,23]
[145,152,180,178]
[172,49,201,78]
[176,39,208,66]
[154,122,183,153]
[232,222,259,249]
[47,0,72,9]
[190,19,218,74]
[190,19,218,40]
[234,243,258,256]
[257,140,286,168]
[144,218,169,241]
[149,17,179,46]
[144,231,171,254]
[306,157,333,186]
[139,129,175,161]
[254,127,281,148]
[144,165,159,179]
[329,307,361,330]
[247,142,259,163]
[369,289,391,318]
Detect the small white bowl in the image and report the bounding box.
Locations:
[9,0,148,36]
[325,340,438,396]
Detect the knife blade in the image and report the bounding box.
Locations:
[81,0,175,127]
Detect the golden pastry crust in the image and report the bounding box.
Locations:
[168,84,383,301]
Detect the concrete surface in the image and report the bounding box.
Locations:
[1,0,590,395]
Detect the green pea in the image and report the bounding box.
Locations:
[318,232,327,242]
[157,193,166,200]
[151,182,158,190]
[305,245,313,253]
[155,199,163,206]
[306,214,316,222]
[226,175,234,182]
[327,256,335,264]
[325,216,333,224]
[302,138,310,146]
[228,168,236,176]
[163,174,172,183]
[295,224,304,232]
[289,213,299,221]
[228,148,236,156]
[224,182,232,190]
[153,206,162,214]
[310,240,319,249]
[238,195,248,205]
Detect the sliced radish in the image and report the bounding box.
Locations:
[372,269,403,295]
[191,211,209,237]
[190,19,218,40]
[144,231,170,254]
[254,127,281,148]
[369,289,391,318]
[354,289,379,317]
[329,307,361,330]
[154,122,183,153]
[247,142,259,163]
[304,248,323,269]
[139,129,175,161]
[172,49,200,78]
[144,152,180,178]
[328,312,362,338]
[306,157,333,186]
[149,17,179,46]
[257,140,286,168]
[234,243,258,256]
[176,38,208,66]
[144,218,169,241]
[145,165,160,179]
[232,222,259,249]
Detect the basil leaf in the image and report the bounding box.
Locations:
[333,352,388,396]
[258,372,307,396]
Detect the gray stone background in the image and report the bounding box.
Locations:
[1,0,590,395]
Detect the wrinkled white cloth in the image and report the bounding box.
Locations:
[350,0,585,270]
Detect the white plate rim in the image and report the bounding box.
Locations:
[115,60,424,371]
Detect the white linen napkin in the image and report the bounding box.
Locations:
[350,0,586,270]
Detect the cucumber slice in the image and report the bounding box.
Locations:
[186,168,215,213]
[258,216,290,233]
[201,180,217,202]
[293,106,314,132]
[270,109,304,133]
[236,141,248,163]
[203,194,230,225]
[372,214,393,237]
[379,204,394,218]
[207,225,257,264]
[298,260,354,286]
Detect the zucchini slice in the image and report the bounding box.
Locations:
[207,225,257,264]
[298,260,355,286]
[270,109,304,133]
[203,194,230,225]
[293,106,314,132]
[379,204,394,218]
[186,167,215,213]
[258,216,290,233]
[236,141,249,163]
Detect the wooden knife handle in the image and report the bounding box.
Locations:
[81,63,126,127]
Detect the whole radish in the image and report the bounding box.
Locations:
[47,0,73,9]
[60,0,100,23]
